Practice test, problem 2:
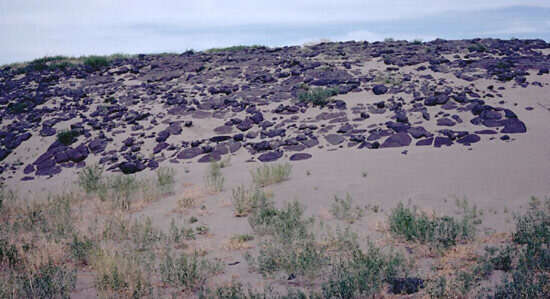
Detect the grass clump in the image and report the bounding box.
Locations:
[77,164,104,194]
[297,86,339,106]
[389,202,479,248]
[159,251,223,291]
[109,175,139,210]
[247,198,324,277]
[156,167,176,195]
[56,129,80,146]
[231,185,269,217]
[91,249,153,298]
[205,160,225,192]
[83,55,110,70]
[330,193,364,224]
[250,163,292,187]
[322,244,407,299]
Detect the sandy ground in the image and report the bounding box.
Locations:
[2,42,549,297]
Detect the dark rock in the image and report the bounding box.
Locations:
[501,119,526,133]
[177,147,203,159]
[416,137,434,146]
[380,132,411,148]
[289,153,312,161]
[390,278,424,294]
[434,136,453,147]
[325,134,345,145]
[372,85,388,95]
[457,134,481,145]
[258,151,283,162]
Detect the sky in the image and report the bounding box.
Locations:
[1,1,550,65]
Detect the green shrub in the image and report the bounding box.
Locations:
[109,175,139,210]
[83,55,110,70]
[250,163,292,187]
[56,129,80,146]
[159,252,223,290]
[18,261,77,298]
[0,238,20,268]
[205,160,225,192]
[330,194,364,224]
[69,234,95,265]
[297,87,338,106]
[388,202,478,248]
[156,167,176,194]
[231,185,267,217]
[77,164,104,194]
[322,244,406,299]
[247,199,323,277]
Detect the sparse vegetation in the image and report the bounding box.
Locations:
[250,163,292,187]
[83,55,110,70]
[231,185,269,217]
[78,164,104,194]
[389,202,479,248]
[156,167,176,194]
[330,193,364,224]
[297,86,339,106]
[159,251,223,291]
[205,160,225,192]
[56,129,80,146]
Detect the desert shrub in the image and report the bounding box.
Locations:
[0,185,16,213]
[92,249,153,298]
[247,199,323,276]
[297,87,338,106]
[156,167,175,195]
[169,219,195,243]
[109,175,139,210]
[129,217,164,251]
[77,164,103,194]
[83,55,110,70]
[56,129,80,146]
[322,244,406,299]
[159,251,223,291]
[489,197,550,298]
[17,261,77,299]
[231,185,268,217]
[0,238,20,268]
[205,160,224,192]
[330,194,364,224]
[69,234,95,265]
[254,237,324,277]
[250,163,292,187]
[388,202,479,248]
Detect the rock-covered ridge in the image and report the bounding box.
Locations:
[0,38,548,180]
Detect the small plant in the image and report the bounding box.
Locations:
[156,167,176,194]
[297,86,339,106]
[231,185,268,217]
[69,234,95,265]
[205,160,224,192]
[18,261,77,298]
[110,175,139,210]
[388,202,479,248]
[77,164,103,194]
[330,194,364,224]
[250,163,292,187]
[83,55,110,70]
[92,249,152,298]
[56,129,80,146]
[322,243,407,298]
[159,251,223,291]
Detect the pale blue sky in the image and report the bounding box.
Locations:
[1,1,549,64]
